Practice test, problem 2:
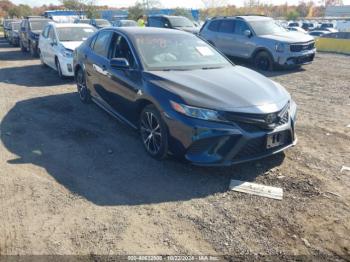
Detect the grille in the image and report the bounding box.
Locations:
[233,131,292,160]
[223,103,290,130]
[290,41,315,52]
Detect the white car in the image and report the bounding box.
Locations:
[39,23,96,78]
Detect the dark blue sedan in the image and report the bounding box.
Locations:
[73,27,297,166]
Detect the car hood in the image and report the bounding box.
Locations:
[261,31,314,43]
[148,66,290,113]
[173,26,200,34]
[60,41,84,51]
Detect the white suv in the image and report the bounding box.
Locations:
[39,23,96,78]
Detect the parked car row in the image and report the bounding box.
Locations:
[2,15,298,166]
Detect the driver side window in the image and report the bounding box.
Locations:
[110,33,136,69]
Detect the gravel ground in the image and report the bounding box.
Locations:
[0,36,349,260]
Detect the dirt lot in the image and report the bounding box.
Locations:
[0,36,349,260]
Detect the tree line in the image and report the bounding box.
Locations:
[0,0,345,21]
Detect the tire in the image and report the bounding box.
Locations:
[29,42,38,57]
[254,51,274,71]
[56,58,64,79]
[140,105,168,160]
[39,50,47,67]
[20,40,27,52]
[76,68,91,103]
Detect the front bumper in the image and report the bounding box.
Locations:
[58,56,74,77]
[275,49,316,66]
[164,110,297,166]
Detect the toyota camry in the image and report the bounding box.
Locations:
[73,27,297,166]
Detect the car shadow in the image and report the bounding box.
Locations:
[1,93,285,206]
[228,56,306,77]
[0,64,73,87]
[0,49,36,61]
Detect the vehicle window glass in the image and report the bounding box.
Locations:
[208,20,220,32]
[56,27,96,42]
[48,27,55,40]
[250,20,287,35]
[93,30,112,57]
[235,20,249,35]
[218,20,235,33]
[89,34,98,49]
[134,33,231,71]
[149,17,164,28]
[29,20,49,31]
[110,33,136,68]
[167,16,193,27]
[42,26,49,37]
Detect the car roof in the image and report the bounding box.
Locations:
[109,27,190,36]
[50,22,94,28]
[211,15,272,22]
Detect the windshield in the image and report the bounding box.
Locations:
[96,19,111,26]
[168,17,194,28]
[56,27,96,42]
[134,33,231,71]
[12,22,20,30]
[30,20,49,31]
[250,20,288,35]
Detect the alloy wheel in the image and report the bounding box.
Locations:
[76,69,90,103]
[140,111,162,156]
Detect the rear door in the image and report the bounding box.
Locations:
[87,30,113,100]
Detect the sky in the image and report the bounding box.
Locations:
[10,0,350,8]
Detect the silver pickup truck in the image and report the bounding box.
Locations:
[200,15,316,71]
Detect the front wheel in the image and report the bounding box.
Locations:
[56,59,64,79]
[140,105,168,160]
[254,51,274,71]
[29,42,37,57]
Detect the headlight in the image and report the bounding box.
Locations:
[290,99,297,119]
[62,49,73,58]
[275,42,285,53]
[170,101,224,122]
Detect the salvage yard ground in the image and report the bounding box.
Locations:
[0,36,349,259]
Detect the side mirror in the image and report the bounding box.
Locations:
[51,39,57,46]
[164,23,169,28]
[244,29,252,37]
[110,58,129,69]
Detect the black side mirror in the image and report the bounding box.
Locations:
[110,58,129,69]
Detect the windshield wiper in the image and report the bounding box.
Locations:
[201,66,223,70]
[161,68,191,71]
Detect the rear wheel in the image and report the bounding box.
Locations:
[39,50,47,67]
[140,105,168,160]
[254,51,274,71]
[29,42,37,57]
[76,68,91,103]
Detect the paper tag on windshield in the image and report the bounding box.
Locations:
[196,46,214,56]
[84,28,93,32]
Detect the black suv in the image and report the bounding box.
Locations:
[147,15,199,34]
[19,16,50,57]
